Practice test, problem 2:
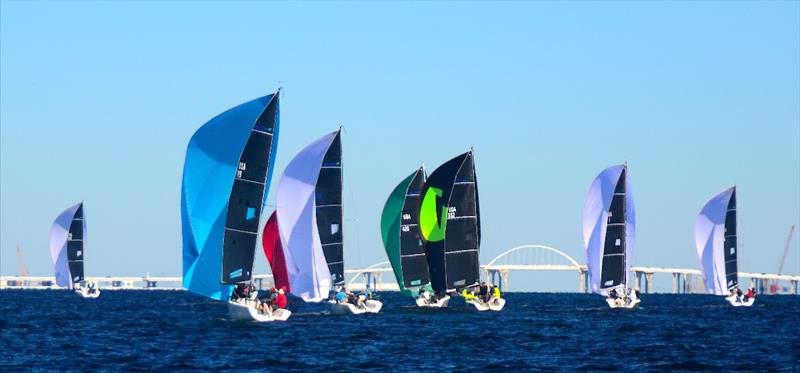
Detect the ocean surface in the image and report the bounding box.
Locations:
[1,290,798,372]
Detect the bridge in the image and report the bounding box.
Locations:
[481,244,800,295]
[2,244,798,294]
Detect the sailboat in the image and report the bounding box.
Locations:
[419,150,503,311]
[182,90,290,322]
[381,166,433,302]
[276,128,381,315]
[582,164,639,309]
[695,186,753,307]
[50,202,99,298]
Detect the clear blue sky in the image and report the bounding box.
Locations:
[2,1,798,291]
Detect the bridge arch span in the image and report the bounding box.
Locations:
[485,244,582,270]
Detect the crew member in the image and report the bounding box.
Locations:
[745,287,756,300]
[478,282,489,302]
[491,285,501,302]
[335,287,347,303]
[274,288,287,309]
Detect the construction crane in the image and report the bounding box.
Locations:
[16,245,30,277]
[770,225,795,294]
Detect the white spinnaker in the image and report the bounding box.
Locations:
[276,131,339,302]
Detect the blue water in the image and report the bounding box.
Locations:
[1,291,798,371]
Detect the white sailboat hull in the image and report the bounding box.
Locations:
[75,288,100,298]
[330,299,382,315]
[606,297,640,309]
[725,295,755,307]
[416,295,450,308]
[466,298,505,312]
[227,300,291,322]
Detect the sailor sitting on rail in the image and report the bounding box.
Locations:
[461,288,477,302]
[489,285,501,304]
[335,287,347,303]
[744,287,756,301]
[627,288,639,303]
[418,287,432,303]
[608,288,627,306]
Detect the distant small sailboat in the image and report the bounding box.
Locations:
[50,202,99,298]
[276,128,381,314]
[419,150,503,311]
[582,164,639,309]
[182,91,289,322]
[695,186,754,307]
[381,166,433,301]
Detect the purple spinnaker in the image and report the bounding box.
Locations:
[581,165,635,295]
[694,187,734,296]
[49,203,82,288]
[276,130,339,302]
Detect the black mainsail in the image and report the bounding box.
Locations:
[724,188,738,289]
[316,129,345,286]
[600,166,627,290]
[67,203,85,284]
[221,92,279,284]
[399,168,430,289]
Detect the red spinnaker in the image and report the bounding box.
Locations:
[262,211,290,292]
